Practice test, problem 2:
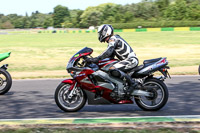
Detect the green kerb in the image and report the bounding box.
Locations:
[161,27,174,31]
[114,29,123,32]
[136,28,147,32]
[85,30,90,33]
[73,117,175,124]
[190,27,200,31]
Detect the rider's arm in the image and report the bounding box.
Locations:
[97,38,116,60]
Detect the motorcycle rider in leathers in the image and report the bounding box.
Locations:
[86,24,138,95]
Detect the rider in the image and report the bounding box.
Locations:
[86,24,139,95]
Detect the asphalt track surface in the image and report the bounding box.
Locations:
[0,76,199,119]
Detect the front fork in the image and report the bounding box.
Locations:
[61,79,78,99]
[68,82,78,99]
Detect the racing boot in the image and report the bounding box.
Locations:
[120,72,138,96]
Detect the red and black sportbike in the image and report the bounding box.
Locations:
[55,47,170,112]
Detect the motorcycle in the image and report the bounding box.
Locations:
[199,65,200,75]
[0,52,12,95]
[55,47,170,112]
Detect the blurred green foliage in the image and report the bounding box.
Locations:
[111,21,200,29]
[0,0,200,29]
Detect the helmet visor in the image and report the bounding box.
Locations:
[98,30,104,42]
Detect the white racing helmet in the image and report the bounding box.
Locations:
[98,24,114,42]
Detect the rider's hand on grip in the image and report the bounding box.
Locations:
[86,57,99,63]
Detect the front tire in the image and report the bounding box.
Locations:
[54,83,87,112]
[134,78,168,111]
[0,69,12,95]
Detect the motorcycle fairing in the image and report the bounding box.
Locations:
[67,47,93,70]
[0,52,11,62]
[68,62,127,104]
[73,68,119,103]
[61,77,115,100]
[84,89,113,105]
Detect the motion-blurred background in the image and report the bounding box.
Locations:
[0,0,200,79]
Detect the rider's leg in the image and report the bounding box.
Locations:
[109,67,137,94]
[109,57,139,95]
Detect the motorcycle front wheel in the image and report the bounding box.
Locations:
[134,78,168,111]
[0,69,12,95]
[54,83,87,112]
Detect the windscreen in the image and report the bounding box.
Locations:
[67,47,93,70]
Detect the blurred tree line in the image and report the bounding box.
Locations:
[0,0,199,29]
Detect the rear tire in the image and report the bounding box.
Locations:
[134,78,168,111]
[198,65,200,75]
[0,69,12,95]
[55,83,87,112]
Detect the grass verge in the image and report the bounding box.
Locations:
[0,31,199,79]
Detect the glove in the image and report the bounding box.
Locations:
[86,57,99,63]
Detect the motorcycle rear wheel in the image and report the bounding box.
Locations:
[54,83,87,112]
[134,78,168,111]
[0,69,12,95]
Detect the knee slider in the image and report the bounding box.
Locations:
[132,57,139,67]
